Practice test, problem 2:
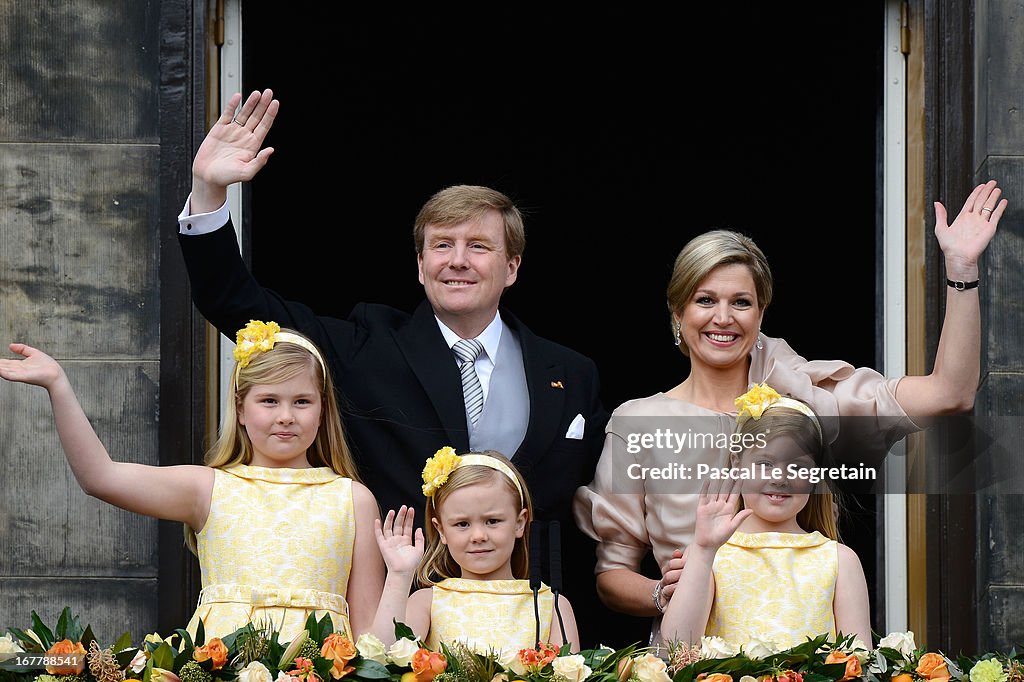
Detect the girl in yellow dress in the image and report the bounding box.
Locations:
[370,449,578,658]
[0,321,385,643]
[659,384,872,652]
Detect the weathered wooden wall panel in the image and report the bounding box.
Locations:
[977,155,1024,376]
[982,586,1024,653]
[0,145,160,355]
[0,2,161,142]
[974,0,1024,654]
[0,1,163,642]
[0,362,160,577]
[974,0,1024,160]
[0,579,157,645]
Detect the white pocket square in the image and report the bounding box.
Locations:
[565,413,585,440]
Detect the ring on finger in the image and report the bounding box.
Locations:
[981,207,993,214]
[232,118,245,126]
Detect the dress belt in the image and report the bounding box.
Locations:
[198,584,349,615]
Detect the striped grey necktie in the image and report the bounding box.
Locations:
[452,338,485,427]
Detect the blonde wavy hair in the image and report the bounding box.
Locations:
[417,450,533,586]
[184,328,359,554]
[732,403,842,541]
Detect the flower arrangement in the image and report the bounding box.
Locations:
[3,611,1024,682]
[0,608,370,682]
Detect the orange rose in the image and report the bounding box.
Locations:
[917,653,951,682]
[193,637,229,670]
[825,651,862,681]
[45,639,86,675]
[321,633,358,680]
[892,674,914,682]
[411,648,447,682]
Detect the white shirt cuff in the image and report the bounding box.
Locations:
[178,193,230,235]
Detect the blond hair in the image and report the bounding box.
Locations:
[184,329,359,554]
[413,185,526,259]
[733,403,841,541]
[666,230,773,356]
[417,450,533,586]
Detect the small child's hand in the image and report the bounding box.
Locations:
[0,343,66,390]
[374,505,424,576]
[693,477,753,550]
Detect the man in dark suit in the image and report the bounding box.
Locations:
[177,89,612,645]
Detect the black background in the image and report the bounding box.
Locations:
[242,4,884,647]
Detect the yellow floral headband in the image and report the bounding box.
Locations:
[233,320,327,383]
[421,446,525,504]
[734,382,823,443]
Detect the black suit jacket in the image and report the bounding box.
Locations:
[178,222,609,526]
[179,221,632,647]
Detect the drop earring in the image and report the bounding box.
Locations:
[673,321,682,347]
[755,331,764,351]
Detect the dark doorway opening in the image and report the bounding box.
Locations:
[241,4,885,648]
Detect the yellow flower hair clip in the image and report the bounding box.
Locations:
[232,319,327,382]
[735,382,823,443]
[422,446,461,497]
[421,446,526,503]
[734,382,782,420]
[234,320,282,368]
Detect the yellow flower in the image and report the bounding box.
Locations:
[970,659,1008,682]
[422,446,461,497]
[735,382,782,420]
[234,320,282,368]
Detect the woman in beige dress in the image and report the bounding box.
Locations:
[573,181,1006,643]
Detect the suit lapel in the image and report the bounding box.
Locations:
[504,310,564,475]
[392,301,471,451]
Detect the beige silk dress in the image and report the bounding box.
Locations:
[187,464,356,642]
[573,334,920,637]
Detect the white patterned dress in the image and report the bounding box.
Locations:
[705,530,837,650]
[425,578,554,658]
[186,464,355,642]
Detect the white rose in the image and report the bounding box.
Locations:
[356,633,388,665]
[877,631,916,659]
[742,634,778,660]
[700,636,737,659]
[498,649,526,676]
[0,635,24,655]
[238,661,273,682]
[632,653,671,682]
[846,638,870,665]
[739,676,759,682]
[388,637,420,667]
[552,654,591,682]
